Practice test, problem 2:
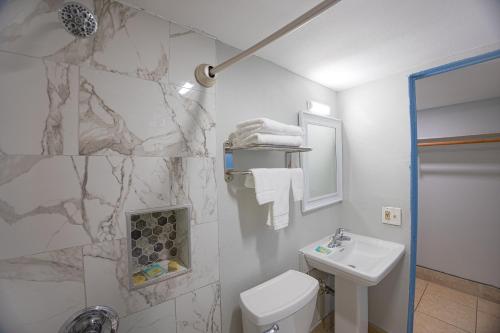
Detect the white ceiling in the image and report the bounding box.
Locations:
[124,0,500,91]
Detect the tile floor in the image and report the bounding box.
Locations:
[310,312,385,333]
[414,278,500,333]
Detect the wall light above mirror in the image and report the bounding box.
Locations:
[307,100,331,116]
[300,111,342,212]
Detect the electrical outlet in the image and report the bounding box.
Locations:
[382,207,402,226]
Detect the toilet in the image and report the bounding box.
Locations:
[240,270,319,333]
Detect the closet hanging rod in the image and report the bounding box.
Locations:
[417,133,500,147]
[195,0,342,87]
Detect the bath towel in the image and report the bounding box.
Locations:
[249,168,303,230]
[290,168,304,201]
[236,118,303,137]
[231,133,303,147]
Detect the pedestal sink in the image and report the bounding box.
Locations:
[299,232,405,333]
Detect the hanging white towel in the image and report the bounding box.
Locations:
[250,169,278,205]
[231,133,303,147]
[236,118,303,137]
[244,168,303,197]
[249,168,303,230]
[290,168,304,201]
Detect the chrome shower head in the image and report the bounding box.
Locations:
[58,2,98,38]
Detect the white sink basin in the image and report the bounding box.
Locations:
[300,232,405,286]
[299,232,405,333]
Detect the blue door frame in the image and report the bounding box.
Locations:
[407,48,500,333]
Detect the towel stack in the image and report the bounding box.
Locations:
[230,118,304,147]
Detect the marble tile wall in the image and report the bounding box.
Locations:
[0,246,86,333]
[83,222,219,317]
[0,1,220,332]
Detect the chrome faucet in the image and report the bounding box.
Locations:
[328,227,351,248]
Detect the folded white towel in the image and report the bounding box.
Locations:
[231,133,303,147]
[249,168,303,230]
[236,118,303,137]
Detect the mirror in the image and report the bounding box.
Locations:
[300,111,342,212]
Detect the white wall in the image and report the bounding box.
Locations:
[338,75,412,332]
[215,39,500,333]
[216,42,340,333]
[336,45,500,332]
[417,97,500,139]
[417,143,500,287]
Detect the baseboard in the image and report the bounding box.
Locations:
[368,322,388,333]
[416,265,500,303]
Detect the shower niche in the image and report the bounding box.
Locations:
[126,205,191,290]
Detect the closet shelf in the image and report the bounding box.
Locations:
[223,141,311,182]
[417,133,500,147]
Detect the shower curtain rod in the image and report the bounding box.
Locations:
[194,0,342,87]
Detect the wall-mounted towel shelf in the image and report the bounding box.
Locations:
[223,141,312,182]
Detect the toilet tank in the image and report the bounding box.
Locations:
[240,270,319,333]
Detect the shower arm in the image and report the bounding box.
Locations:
[195,0,342,87]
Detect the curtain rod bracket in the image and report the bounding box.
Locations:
[195,64,217,88]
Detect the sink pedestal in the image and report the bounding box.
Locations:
[335,276,368,333]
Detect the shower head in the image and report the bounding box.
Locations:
[58,2,98,38]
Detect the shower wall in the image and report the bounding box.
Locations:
[0,1,220,333]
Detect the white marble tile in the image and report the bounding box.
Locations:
[83,221,219,317]
[0,155,217,259]
[126,157,217,226]
[87,1,170,81]
[169,22,216,91]
[0,1,171,81]
[176,283,222,333]
[162,81,216,157]
[79,67,182,156]
[169,158,218,224]
[0,52,78,155]
[0,156,91,259]
[0,246,85,333]
[79,67,215,157]
[119,299,176,333]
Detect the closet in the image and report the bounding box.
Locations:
[415,57,500,289]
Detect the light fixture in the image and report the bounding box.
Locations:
[307,100,331,116]
[178,82,194,95]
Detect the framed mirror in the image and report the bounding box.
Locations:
[299,111,342,212]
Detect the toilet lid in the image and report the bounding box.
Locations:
[239,270,319,326]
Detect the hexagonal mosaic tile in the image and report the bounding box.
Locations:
[129,209,183,271]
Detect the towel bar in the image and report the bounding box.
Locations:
[223,141,311,182]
